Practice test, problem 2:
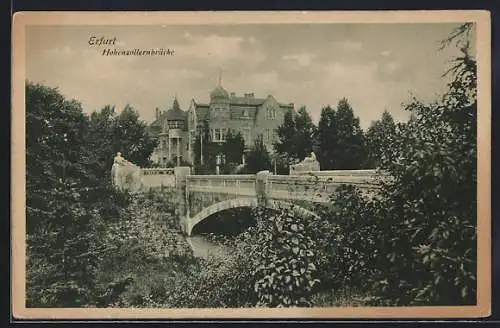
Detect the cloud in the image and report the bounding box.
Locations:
[385,62,402,74]
[324,61,378,79]
[283,53,316,67]
[332,40,363,51]
[380,49,392,57]
[177,33,265,66]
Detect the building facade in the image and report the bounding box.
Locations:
[148,98,190,167]
[148,81,294,167]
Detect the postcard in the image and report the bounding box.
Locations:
[12,10,491,320]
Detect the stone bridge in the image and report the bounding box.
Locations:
[140,167,382,236]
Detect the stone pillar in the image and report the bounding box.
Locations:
[174,166,192,235]
[255,170,270,207]
[177,137,181,167]
[168,137,171,164]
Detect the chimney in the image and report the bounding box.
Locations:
[155,108,159,120]
[230,92,235,97]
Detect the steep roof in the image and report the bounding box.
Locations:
[148,110,167,137]
[210,85,229,99]
[165,98,187,121]
[193,102,210,121]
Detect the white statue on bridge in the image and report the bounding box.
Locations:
[303,152,317,162]
[111,152,143,193]
[290,152,320,175]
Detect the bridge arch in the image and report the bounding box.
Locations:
[186,197,320,236]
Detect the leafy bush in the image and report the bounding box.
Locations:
[247,206,320,307]
[112,241,254,308]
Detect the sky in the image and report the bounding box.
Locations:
[25,23,473,129]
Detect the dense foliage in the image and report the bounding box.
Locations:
[314,98,368,170]
[87,104,158,173]
[301,23,477,306]
[248,206,320,307]
[192,123,245,174]
[365,110,397,168]
[26,82,157,307]
[244,134,273,174]
[274,106,316,166]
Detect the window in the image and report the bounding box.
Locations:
[242,109,249,117]
[213,128,227,142]
[215,153,226,165]
[265,129,271,141]
[168,121,183,129]
[266,107,276,120]
[213,105,225,112]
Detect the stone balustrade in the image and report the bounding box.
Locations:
[186,174,257,197]
[141,168,175,175]
[138,167,383,235]
[140,167,176,189]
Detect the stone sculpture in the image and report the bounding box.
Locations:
[289,152,320,175]
[111,152,143,193]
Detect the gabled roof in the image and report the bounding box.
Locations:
[165,98,187,121]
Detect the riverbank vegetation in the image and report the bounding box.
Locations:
[25,23,477,308]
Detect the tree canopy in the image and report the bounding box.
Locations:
[314,98,367,170]
[274,106,315,164]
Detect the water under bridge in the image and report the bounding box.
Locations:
[139,167,383,236]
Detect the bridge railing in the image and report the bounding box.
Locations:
[268,172,382,203]
[140,168,176,188]
[291,169,380,177]
[141,168,176,175]
[186,174,257,197]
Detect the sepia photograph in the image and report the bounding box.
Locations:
[11,11,491,319]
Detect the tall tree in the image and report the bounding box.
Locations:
[245,134,272,174]
[365,110,397,168]
[314,99,367,170]
[86,105,118,182]
[26,81,90,232]
[220,130,245,173]
[314,106,337,170]
[294,106,316,160]
[274,106,315,164]
[25,81,123,307]
[274,109,296,161]
[334,98,367,169]
[111,104,158,168]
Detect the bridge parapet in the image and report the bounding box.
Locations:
[141,167,176,189]
[141,168,176,175]
[186,174,257,197]
[268,170,381,203]
[139,168,385,236]
[288,169,381,178]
